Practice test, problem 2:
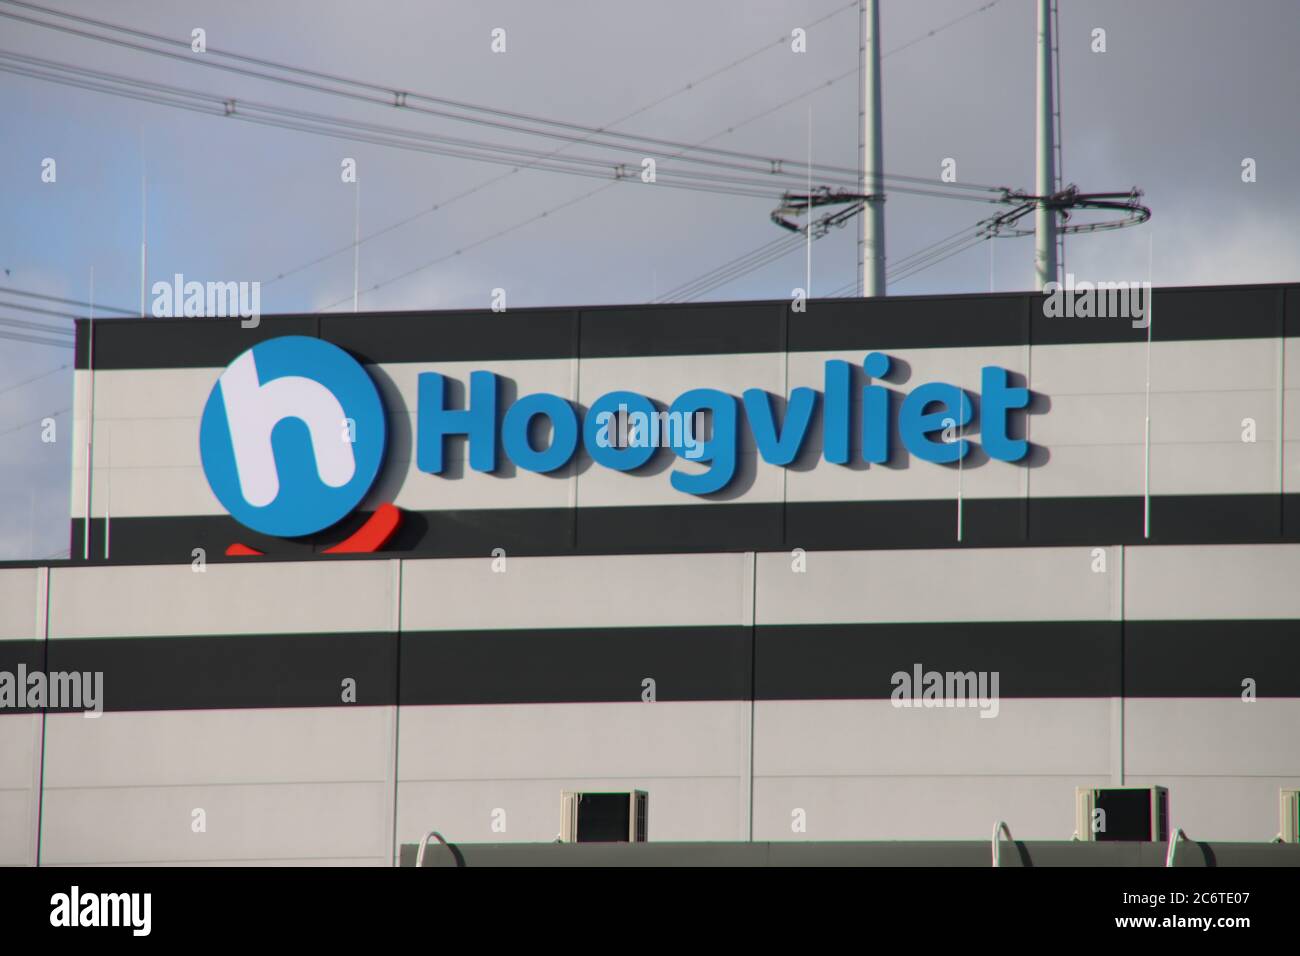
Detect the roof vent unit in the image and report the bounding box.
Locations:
[1075,786,1169,841]
[560,791,648,843]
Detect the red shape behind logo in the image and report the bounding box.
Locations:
[226,503,402,557]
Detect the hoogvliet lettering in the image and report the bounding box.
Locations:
[416,352,1031,495]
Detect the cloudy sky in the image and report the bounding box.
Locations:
[1,0,1297,559]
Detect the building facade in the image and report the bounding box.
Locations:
[2,285,1298,864]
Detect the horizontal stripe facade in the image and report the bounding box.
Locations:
[6,540,1298,858]
[3,544,1299,711]
[3,620,1299,712]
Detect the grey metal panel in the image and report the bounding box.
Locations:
[752,774,1109,841]
[1028,444,1144,498]
[0,569,43,866]
[0,786,35,866]
[1150,337,1278,392]
[400,552,752,631]
[39,707,396,786]
[755,546,1120,625]
[1124,698,1300,776]
[753,700,1111,776]
[0,716,40,866]
[39,781,392,865]
[0,567,39,640]
[397,702,749,779]
[48,559,397,638]
[37,707,398,864]
[1031,342,1147,397]
[1123,543,1300,620]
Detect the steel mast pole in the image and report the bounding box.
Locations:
[1034,0,1058,289]
[862,0,885,296]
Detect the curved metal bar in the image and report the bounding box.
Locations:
[992,820,1014,867]
[415,829,450,868]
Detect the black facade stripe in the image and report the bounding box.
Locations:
[789,294,1029,352]
[756,622,1122,700]
[3,620,1299,714]
[1030,286,1283,345]
[38,632,397,713]
[73,284,1299,370]
[321,309,579,364]
[579,303,787,358]
[74,315,320,371]
[399,627,752,705]
[1125,620,1300,697]
[572,502,782,554]
[0,640,52,714]
[58,493,1295,568]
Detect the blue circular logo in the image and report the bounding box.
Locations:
[199,336,386,537]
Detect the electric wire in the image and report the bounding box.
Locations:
[0,51,870,202]
[0,0,1018,312]
[0,286,135,316]
[0,0,1008,195]
[0,363,69,400]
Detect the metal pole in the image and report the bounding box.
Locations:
[352,180,360,313]
[862,0,885,297]
[83,267,94,561]
[140,169,147,317]
[1034,0,1058,289]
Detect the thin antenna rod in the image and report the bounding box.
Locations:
[352,180,360,313]
[140,160,147,317]
[1034,0,1059,289]
[861,0,885,297]
[83,267,95,561]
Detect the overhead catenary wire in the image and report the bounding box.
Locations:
[0,362,69,399]
[0,51,876,202]
[0,47,1011,212]
[0,406,69,439]
[0,0,1018,313]
[317,183,623,311]
[0,313,74,336]
[0,0,1009,195]
[260,0,864,287]
[0,0,1013,298]
[312,0,1016,308]
[0,328,73,349]
[0,285,135,316]
[0,300,78,326]
[312,2,1013,310]
[655,233,809,303]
